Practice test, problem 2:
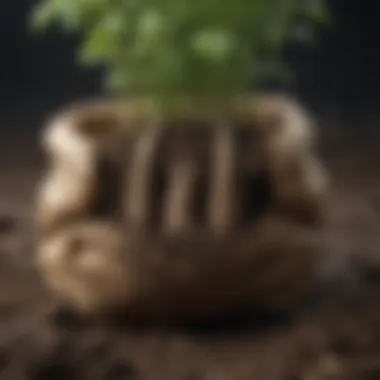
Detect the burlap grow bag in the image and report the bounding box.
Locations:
[34,94,329,322]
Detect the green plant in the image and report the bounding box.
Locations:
[31,0,328,113]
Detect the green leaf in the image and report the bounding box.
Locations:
[191,29,235,62]
[79,11,126,65]
[30,2,57,30]
[304,0,329,23]
[138,9,165,39]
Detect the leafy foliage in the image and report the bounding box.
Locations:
[31,0,328,112]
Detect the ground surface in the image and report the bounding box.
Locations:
[0,118,380,380]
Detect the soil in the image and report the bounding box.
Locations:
[0,116,380,380]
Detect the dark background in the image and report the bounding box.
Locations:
[1,0,380,128]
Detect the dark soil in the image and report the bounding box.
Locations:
[0,119,380,380]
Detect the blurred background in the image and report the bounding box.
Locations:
[0,0,378,129]
[1,0,379,131]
